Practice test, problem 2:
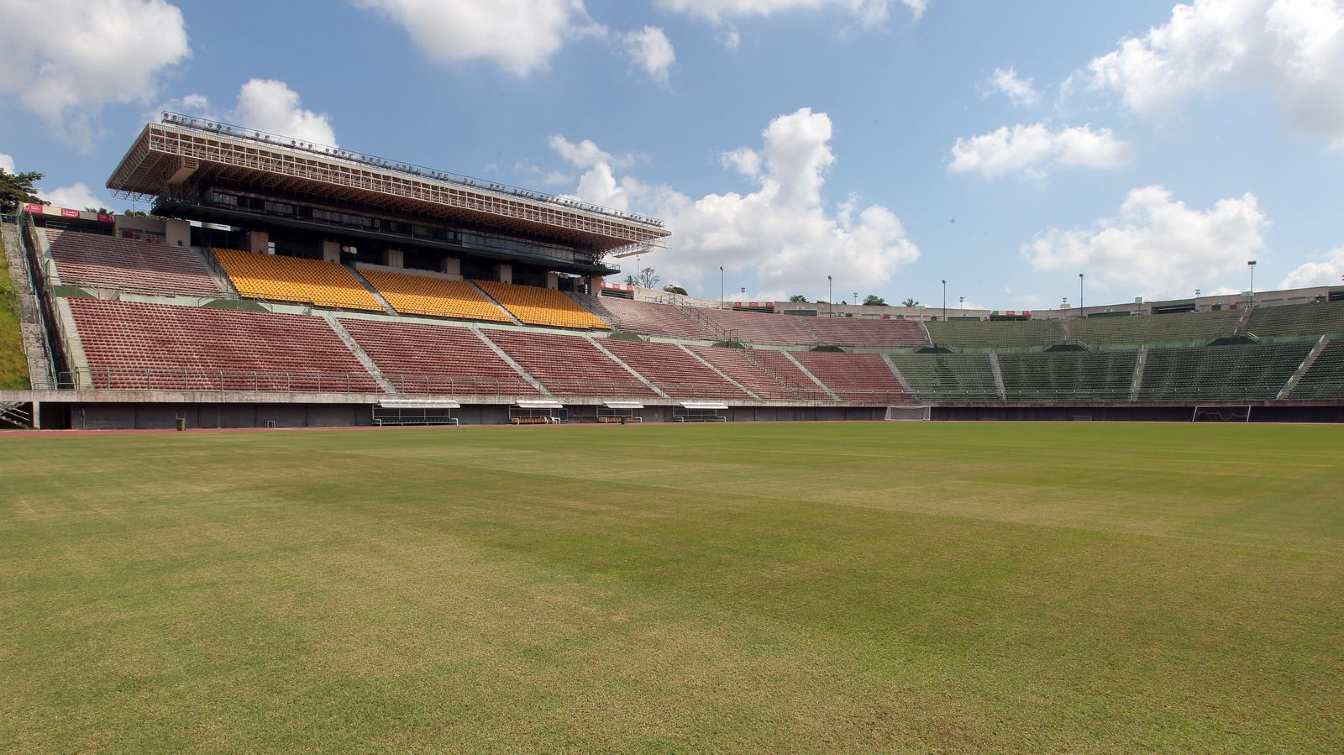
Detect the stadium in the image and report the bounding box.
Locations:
[1,115,1342,429]
[3,22,1344,751]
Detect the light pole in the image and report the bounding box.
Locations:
[959,295,964,310]
[941,279,947,322]
[1078,273,1084,317]
[853,291,859,308]
[827,275,833,317]
[1247,260,1257,299]
[719,265,724,309]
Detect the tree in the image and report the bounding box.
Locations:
[662,284,688,296]
[902,297,920,307]
[0,168,46,214]
[788,294,808,303]
[84,207,113,215]
[863,294,887,306]
[635,267,660,289]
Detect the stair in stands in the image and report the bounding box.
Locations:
[467,280,525,326]
[782,352,842,401]
[1277,335,1330,399]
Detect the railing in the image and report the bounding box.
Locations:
[12,210,59,389]
[161,112,665,228]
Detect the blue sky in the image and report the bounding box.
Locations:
[3,0,1343,309]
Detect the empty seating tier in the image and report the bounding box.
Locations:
[1071,310,1239,345]
[45,229,221,296]
[339,319,536,396]
[997,351,1138,401]
[600,340,748,399]
[805,316,929,348]
[925,318,1066,348]
[68,298,378,392]
[359,268,509,322]
[212,249,382,311]
[887,353,998,401]
[484,330,654,398]
[1290,341,1344,400]
[476,281,608,329]
[792,352,912,404]
[1137,342,1311,401]
[1247,301,1344,338]
[588,295,717,340]
[700,307,817,345]
[689,346,831,400]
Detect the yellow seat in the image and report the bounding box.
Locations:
[212,249,382,311]
[476,281,609,329]
[360,268,511,322]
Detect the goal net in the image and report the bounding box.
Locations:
[885,406,932,422]
[1192,405,1252,423]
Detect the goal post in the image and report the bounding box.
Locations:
[1191,405,1252,423]
[885,405,932,422]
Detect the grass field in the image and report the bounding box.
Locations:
[0,233,31,389]
[2,422,1342,753]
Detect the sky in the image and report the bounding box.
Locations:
[2,0,1344,310]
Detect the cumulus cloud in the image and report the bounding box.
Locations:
[1021,185,1267,298]
[985,67,1041,107]
[40,182,112,211]
[554,108,920,298]
[354,0,602,76]
[0,0,189,147]
[1281,246,1344,288]
[549,135,645,211]
[949,123,1132,179]
[656,0,926,28]
[156,79,337,146]
[1074,0,1344,149]
[622,26,676,82]
[0,153,15,175]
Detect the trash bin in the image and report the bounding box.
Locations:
[175,417,187,432]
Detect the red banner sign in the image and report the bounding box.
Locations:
[60,208,80,218]
[25,203,45,215]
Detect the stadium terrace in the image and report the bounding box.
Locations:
[1,115,1343,429]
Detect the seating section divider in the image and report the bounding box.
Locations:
[1290,341,1344,399]
[359,268,511,322]
[688,346,831,400]
[792,352,912,403]
[477,281,608,329]
[484,330,654,397]
[600,340,748,399]
[338,319,538,396]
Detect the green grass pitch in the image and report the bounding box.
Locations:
[2,422,1342,752]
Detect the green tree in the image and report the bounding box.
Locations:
[863,294,887,306]
[662,284,688,296]
[902,297,919,307]
[0,169,46,214]
[788,294,808,302]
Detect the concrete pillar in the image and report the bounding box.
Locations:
[546,272,560,290]
[321,240,341,262]
[384,249,404,268]
[588,275,604,295]
[495,263,512,284]
[440,257,462,278]
[165,219,191,248]
[248,230,270,254]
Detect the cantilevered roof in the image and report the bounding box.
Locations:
[107,115,670,254]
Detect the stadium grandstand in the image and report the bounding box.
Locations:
[2,113,1344,428]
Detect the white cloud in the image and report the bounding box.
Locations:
[721,29,743,48]
[720,147,762,178]
[354,0,600,77]
[548,135,645,211]
[156,80,337,146]
[0,153,15,175]
[622,26,676,83]
[1021,185,1267,298]
[949,123,1132,180]
[556,108,920,297]
[656,0,925,27]
[1281,246,1344,288]
[986,67,1041,107]
[233,79,337,146]
[40,182,111,211]
[0,0,189,147]
[1075,0,1344,149]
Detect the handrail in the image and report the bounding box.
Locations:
[11,210,58,389]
